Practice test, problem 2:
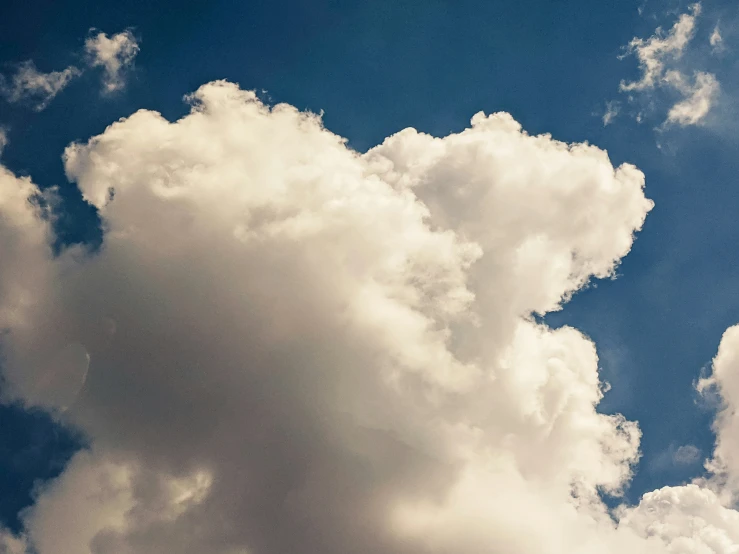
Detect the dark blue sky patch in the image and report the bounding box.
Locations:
[0,403,84,533]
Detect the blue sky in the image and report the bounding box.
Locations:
[2,0,739,552]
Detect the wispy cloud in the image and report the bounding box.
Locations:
[710,25,724,53]
[0,28,140,111]
[665,70,720,125]
[613,3,720,127]
[620,3,701,93]
[84,30,140,93]
[0,61,81,111]
[603,100,621,126]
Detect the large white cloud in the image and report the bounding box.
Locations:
[0,80,737,554]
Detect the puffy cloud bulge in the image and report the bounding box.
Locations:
[0,80,736,553]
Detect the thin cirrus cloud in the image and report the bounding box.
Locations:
[1,78,739,553]
[0,29,139,111]
[606,2,721,128]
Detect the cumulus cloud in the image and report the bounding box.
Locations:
[650,443,702,473]
[616,3,720,127]
[1,79,738,554]
[85,30,139,93]
[611,324,739,554]
[0,28,140,110]
[697,325,739,497]
[0,61,81,110]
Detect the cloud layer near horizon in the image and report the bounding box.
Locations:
[1,80,738,554]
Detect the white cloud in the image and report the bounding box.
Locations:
[2,80,739,554]
[618,485,739,553]
[85,30,139,93]
[0,128,8,154]
[650,443,702,472]
[665,71,720,125]
[0,61,81,110]
[609,324,739,554]
[697,325,739,497]
[710,25,724,53]
[616,3,720,127]
[603,100,621,126]
[0,166,55,345]
[620,3,701,92]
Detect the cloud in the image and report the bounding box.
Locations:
[603,100,621,126]
[615,3,720,127]
[1,80,739,553]
[613,324,739,554]
[618,485,739,552]
[0,529,27,554]
[620,3,701,93]
[0,128,7,154]
[0,165,56,344]
[0,61,81,110]
[0,28,139,110]
[710,25,724,53]
[614,323,739,554]
[697,325,739,497]
[665,71,720,125]
[84,30,139,93]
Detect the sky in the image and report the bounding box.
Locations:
[2,0,739,553]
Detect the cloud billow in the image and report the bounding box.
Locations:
[1,80,738,553]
